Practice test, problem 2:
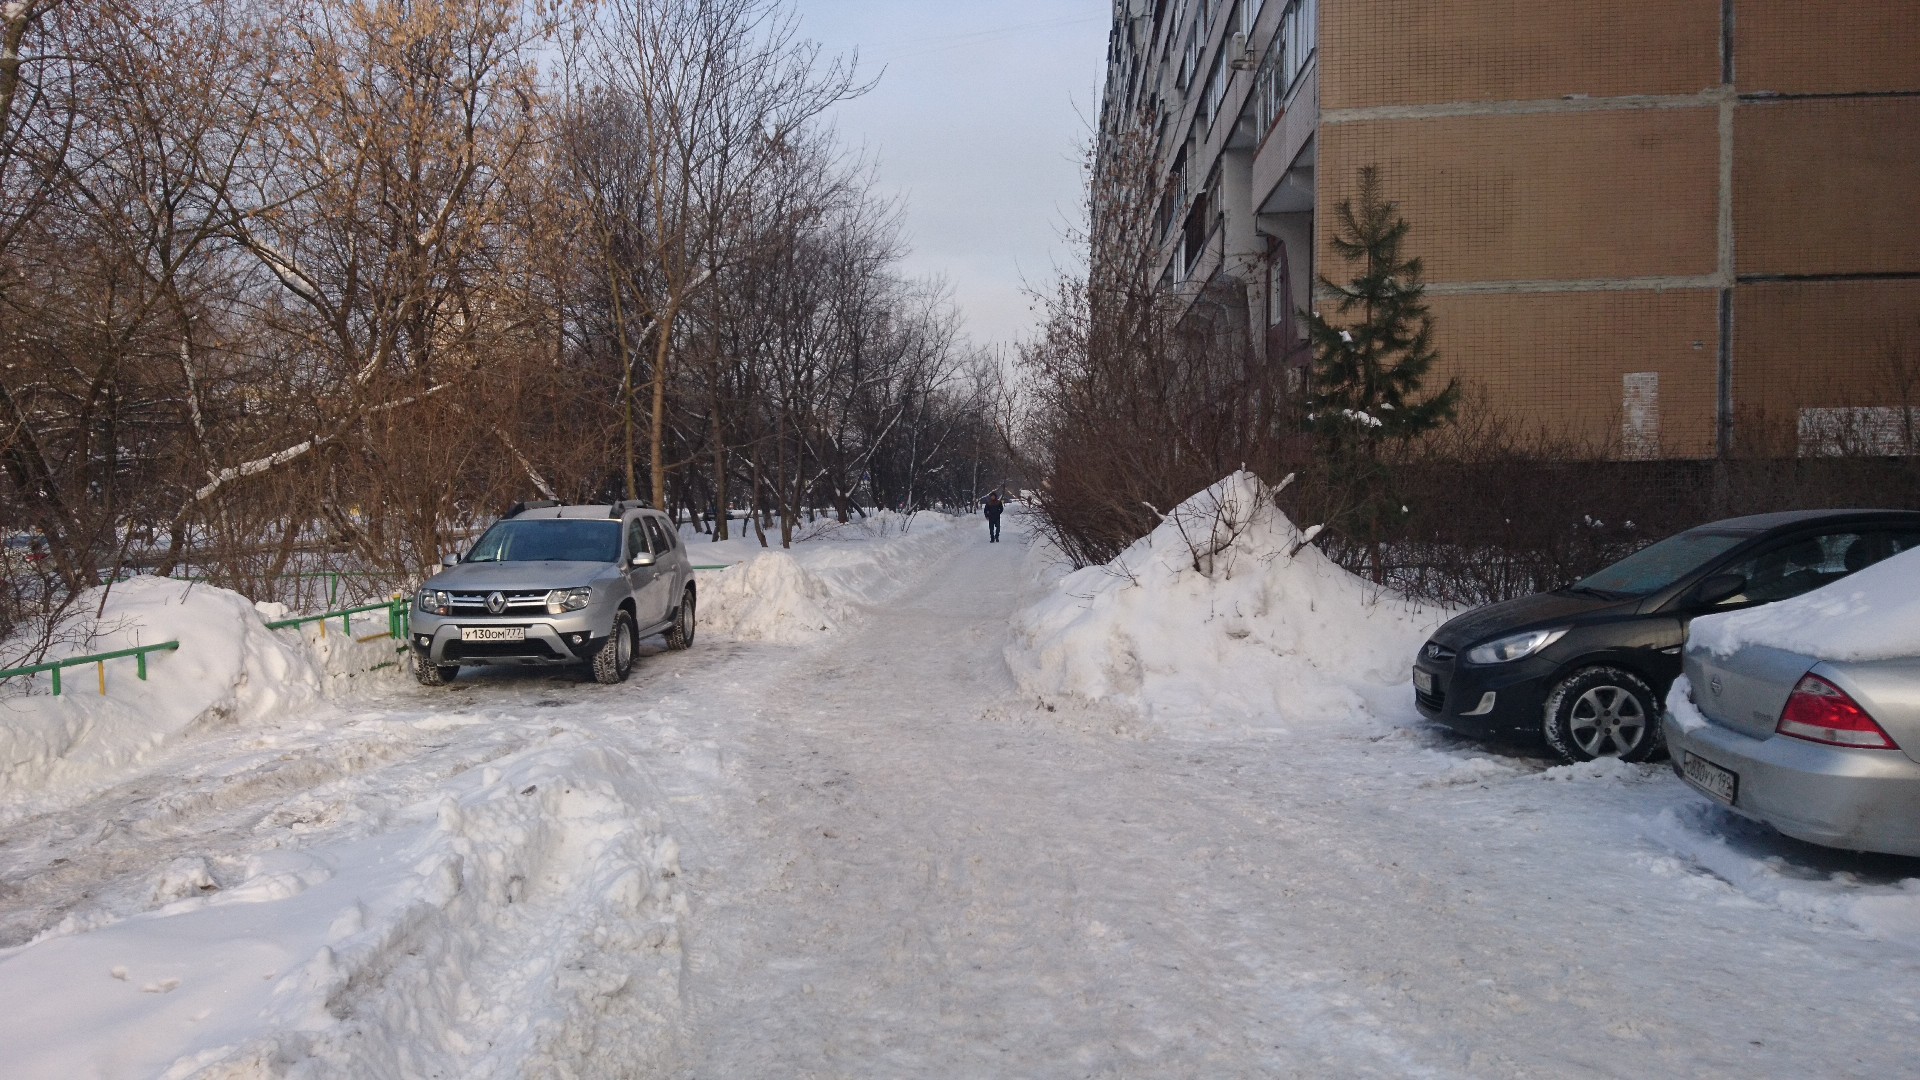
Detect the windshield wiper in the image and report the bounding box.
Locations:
[1565,585,1625,599]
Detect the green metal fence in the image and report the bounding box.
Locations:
[0,640,181,697]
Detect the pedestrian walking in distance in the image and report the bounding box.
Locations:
[983,491,1004,543]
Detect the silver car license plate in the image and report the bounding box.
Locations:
[1413,668,1433,693]
[1681,751,1737,805]
[461,626,526,642]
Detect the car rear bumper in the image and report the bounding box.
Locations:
[1664,713,1920,856]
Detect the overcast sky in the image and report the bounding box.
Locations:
[790,1,1111,349]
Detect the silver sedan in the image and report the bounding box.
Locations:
[1666,627,1920,856]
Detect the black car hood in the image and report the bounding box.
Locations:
[1432,590,1633,649]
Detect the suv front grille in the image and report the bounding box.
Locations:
[449,589,551,616]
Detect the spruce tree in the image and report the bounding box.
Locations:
[1303,165,1458,456]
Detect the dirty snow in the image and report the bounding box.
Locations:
[6,497,1920,1076]
[1689,544,1920,661]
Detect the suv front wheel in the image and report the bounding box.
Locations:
[592,609,636,684]
[413,651,458,687]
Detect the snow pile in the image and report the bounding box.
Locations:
[0,577,325,798]
[0,736,686,1078]
[1689,545,1920,661]
[1006,472,1446,737]
[699,511,958,643]
[699,550,855,643]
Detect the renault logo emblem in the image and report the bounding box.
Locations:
[486,591,506,615]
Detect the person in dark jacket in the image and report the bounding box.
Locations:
[983,491,1004,543]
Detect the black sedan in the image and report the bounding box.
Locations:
[1413,509,1920,762]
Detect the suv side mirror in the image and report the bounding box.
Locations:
[1693,572,1745,607]
[629,551,656,568]
[441,552,461,568]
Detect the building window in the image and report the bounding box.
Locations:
[1201,50,1227,131]
[1279,0,1316,95]
[1267,241,1290,327]
[1253,36,1283,136]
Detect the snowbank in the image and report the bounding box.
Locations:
[1689,545,1920,662]
[0,737,685,1077]
[699,511,958,643]
[0,578,326,799]
[1006,472,1447,737]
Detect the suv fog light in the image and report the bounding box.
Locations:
[417,635,431,646]
[570,633,585,644]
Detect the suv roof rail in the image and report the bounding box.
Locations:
[506,499,562,518]
[608,499,651,516]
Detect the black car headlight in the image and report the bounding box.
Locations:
[1466,628,1569,665]
[546,587,593,615]
[418,590,452,616]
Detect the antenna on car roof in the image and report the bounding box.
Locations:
[608,499,651,516]
[506,499,562,518]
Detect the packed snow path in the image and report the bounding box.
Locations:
[7,515,1920,1076]
[667,523,1920,1078]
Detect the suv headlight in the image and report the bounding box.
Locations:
[418,590,451,616]
[547,587,593,615]
[1466,628,1569,665]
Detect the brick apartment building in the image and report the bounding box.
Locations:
[1099,0,1920,459]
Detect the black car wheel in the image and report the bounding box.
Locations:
[665,587,695,651]
[1543,666,1660,763]
[592,609,636,684]
[413,651,458,687]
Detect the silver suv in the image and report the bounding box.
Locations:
[407,500,695,685]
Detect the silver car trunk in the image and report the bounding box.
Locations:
[1820,658,1920,766]
[1685,642,1814,741]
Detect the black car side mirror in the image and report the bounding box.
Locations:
[1692,572,1746,607]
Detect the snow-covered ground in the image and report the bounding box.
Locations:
[5,495,1920,1076]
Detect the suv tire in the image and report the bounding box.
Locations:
[592,609,636,684]
[413,651,458,687]
[1543,666,1661,763]
[666,587,696,651]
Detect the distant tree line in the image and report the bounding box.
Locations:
[0,0,1013,649]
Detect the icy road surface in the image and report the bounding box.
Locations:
[6,516,1920,1076]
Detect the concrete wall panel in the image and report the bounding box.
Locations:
[1322,0,1721,110]
[1735,99,1920,277]
[1737,1,1920,95]
[1319,109,1719,284]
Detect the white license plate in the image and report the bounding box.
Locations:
[1681,751,1737,805]
[461,626,526,642]
[1413,668,1433,694]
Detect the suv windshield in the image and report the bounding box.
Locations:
[466,519,620,563]
[1569,530,1748,598]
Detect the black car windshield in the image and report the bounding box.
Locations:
[1570,530,1748,598]
[465,519,620,563]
